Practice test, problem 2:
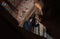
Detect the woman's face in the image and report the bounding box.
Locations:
[16,0,35,27]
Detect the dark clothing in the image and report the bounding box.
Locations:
[0,5,25,39]
[0,5,44,39]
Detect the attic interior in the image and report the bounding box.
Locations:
[0,0,60,39]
